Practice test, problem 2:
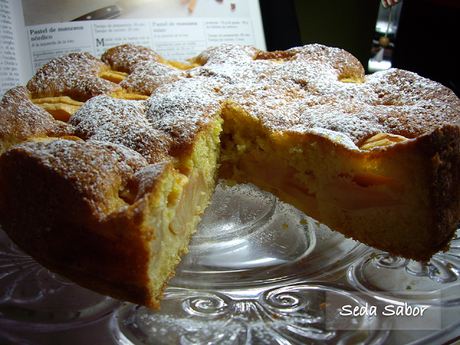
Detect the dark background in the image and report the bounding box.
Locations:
[391,0,460,96]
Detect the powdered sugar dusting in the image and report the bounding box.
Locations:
[120,61,186,95]
[70,96,173,164]
[0,86,73,144]
[8,139,148,216]
[101,44,164,73]
[26,53,122,101]
[7,43,460,162]
[145,77,224,144]
[182,44,460,148]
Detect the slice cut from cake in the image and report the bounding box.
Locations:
[0,80,223,308]
[0,115,222,308]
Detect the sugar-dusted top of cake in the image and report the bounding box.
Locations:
[186,44,460,148]
[22,43,460,156]
[70,76,224,163]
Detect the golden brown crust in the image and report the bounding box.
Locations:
[0,86,73,154]
[101,44,165,73]
[424,126,460,254]
[69,95,175,164]
[0,139,175,307]
[101,45,187,96]
[144,77,224,159]
[256,44,366,82]
[26,52,122,101]
[327,125,460,262]
[119,61,186,96]
[31,96,84,122]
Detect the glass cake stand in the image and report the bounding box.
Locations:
[1,182,460,345]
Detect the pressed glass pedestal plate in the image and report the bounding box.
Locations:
[1,182,460,344]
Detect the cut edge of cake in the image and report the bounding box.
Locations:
[218,101,460,262]
[0,112,223,308]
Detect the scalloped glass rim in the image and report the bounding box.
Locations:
[113,282,392,345]
[0,228,122,331]
[347,231,460,307]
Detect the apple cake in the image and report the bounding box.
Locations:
[0,43,459,308]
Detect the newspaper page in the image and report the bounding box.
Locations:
[0,0,31,97]
[0,0,265,98]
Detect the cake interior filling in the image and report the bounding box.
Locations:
[213,103,439,262]
[217,105,406,225]
[145,116,222,297]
